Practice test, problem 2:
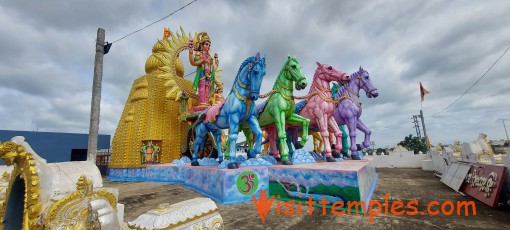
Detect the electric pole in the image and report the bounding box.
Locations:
[498,119,510,145]
[412,115,422,139]
[420,110,428,141]
[87,28,105,163]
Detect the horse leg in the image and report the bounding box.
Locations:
[346,118,360,160]
[287,113,310,149]
[242,123,254,152]
[224,138,230,160]
[285,131,294,157]
[312,132,319,153]
[262,131,270,154]
[267,126,280,161]
[316,132,324,155]
[212,129,223,163]
[312,132,324,155]
[317,116,335,162]
[357,119,372,149]
[246,115,263,159]
[192,123,207,166]
[276,111,292,165]
[327,116,343,158]
[340,125,350,158]
[228,114,240,169]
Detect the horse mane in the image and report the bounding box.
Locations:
[308,65,322,93]
[334,70,361,98]
[278,58,291,76]
[272,58,292,89]
[229,56,256,94]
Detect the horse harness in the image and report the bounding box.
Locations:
[293,68,335,103]
[260,62,295,101]
[335,91,362,108]
[334,74,362,108]
[232,86,252,122]
[232,61,260,122]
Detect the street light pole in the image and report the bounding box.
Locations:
[88,28,105,163]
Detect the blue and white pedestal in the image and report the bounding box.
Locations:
[108,159,377,207]
[184,166,269,204]
[268,159,378,213]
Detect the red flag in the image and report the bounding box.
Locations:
[420,82,429,102]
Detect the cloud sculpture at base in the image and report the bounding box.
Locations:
[260,155,277,164]
[240,158,272,167]
[291,149,317,165]
[180,156,192,163]
[198,158,219,166]
[309,152,325,160]
[236,155,247,164]
[217,160,230,169]
[172,159,185,165]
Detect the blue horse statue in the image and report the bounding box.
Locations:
[192,53,266,169]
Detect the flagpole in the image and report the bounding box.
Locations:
[420,82,430,147]
[419,82,429,148]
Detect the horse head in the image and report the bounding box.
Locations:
[356,66,378,98]
[285,55,307,90]
[248,52,266,101]
[315,62,350,84]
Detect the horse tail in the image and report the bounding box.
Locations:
[261,137,270,145]
[193,111,207,127]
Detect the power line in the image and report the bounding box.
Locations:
[372,120,412,131]
[184,71,197,78]
[426,45,510,118]
[110,0,198,44]
[376,45,510,132]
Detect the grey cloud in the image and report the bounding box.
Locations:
[1,0,510,148]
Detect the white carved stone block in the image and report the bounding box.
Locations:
[128,198,223,230]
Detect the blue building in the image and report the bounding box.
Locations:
[0,130,111,164]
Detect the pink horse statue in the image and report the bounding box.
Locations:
[284,62,350,162]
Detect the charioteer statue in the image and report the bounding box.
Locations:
[188,32,219,112]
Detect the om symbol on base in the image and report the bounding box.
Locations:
[236,171,259,196]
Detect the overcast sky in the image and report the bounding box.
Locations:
[1,0,509,149]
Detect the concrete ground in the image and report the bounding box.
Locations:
[105,168,510,229]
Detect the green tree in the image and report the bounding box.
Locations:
[398,134,428,154]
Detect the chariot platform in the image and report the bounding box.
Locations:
[108,158,377,207]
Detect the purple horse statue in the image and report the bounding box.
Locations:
[333,66,378,160]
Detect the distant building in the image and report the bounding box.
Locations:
[0,130,111,166]
[490,140,508,147]
[236,141,249,153]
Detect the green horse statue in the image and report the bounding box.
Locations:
[256,56,309,165]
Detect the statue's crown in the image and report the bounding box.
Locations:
[197,32,211,44]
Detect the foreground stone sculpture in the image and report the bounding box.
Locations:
[0,136,123,229]
[461,133,496,164]
[128,198,223,229]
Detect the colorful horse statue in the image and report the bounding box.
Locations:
[256,56,309,165]
[333,66,378,160]
[287,62,350,162]
[191,53,266,169]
